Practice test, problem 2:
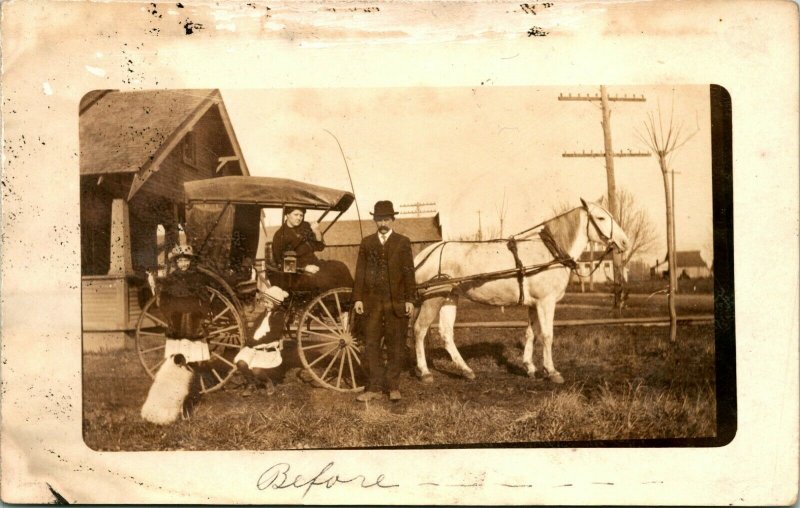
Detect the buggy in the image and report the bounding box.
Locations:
[135,176,365,393]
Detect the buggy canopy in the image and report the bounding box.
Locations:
[184,176,355,212]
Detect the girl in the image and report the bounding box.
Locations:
[160,244,211,363]
[234,285,289,396]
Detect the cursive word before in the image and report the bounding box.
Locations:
[257,462,398,497]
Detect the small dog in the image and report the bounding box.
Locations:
[141,354,194,425]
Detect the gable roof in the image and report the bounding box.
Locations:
[577,250,613,263]
[655,250,708,268]
[80,89,219,175]
[671,250,708,268]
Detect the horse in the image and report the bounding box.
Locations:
[412,199,629,384]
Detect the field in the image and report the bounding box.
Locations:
[83,293,717,450]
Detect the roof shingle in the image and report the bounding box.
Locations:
[79,89,216,175]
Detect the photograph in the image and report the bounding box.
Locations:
[80,84,731,451]
[3,0,796,504]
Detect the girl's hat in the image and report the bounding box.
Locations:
[169,244,196,260]
[260,285,289,304]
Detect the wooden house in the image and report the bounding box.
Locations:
[80,89,249,349]
[652,250,711,279]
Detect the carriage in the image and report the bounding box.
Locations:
[134,176,366,394]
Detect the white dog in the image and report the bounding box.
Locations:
[141,354,194,425]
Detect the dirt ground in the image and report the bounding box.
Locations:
[84,294,718,450]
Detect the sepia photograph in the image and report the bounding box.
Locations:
[3,0,796,504]
[81,85,731,451]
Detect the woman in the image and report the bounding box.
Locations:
[270,206,353,291]
[234,285,289,397]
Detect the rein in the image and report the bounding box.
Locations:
[416,203,618,297]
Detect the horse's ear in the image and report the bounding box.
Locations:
[580,197,589,209]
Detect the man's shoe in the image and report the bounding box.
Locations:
[389,390,402,401]
[356,391,383,402]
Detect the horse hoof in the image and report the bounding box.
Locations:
[420,374,434,383]
[526,370,537,379]
[463,371,476,380]
[548,373,565,384]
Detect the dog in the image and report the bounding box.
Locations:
[141,354,194,425]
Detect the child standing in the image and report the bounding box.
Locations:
[159,245,211,363]
[234,285,289,396]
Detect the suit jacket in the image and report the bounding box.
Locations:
[353,231,416,317]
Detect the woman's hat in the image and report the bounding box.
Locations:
[370,200,397,218]
[169,244,196,260]
[260,285,289,304]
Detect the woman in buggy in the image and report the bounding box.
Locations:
[270,206,354,292]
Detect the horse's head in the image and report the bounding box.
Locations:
[580,198,630,253]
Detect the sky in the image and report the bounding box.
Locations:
[222,85,713,265]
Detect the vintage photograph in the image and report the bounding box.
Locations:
[80,85,730,451]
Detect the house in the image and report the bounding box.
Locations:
[260,214,443,275]
[80,89,249,349]
[572,245,615,284]
[652,250,711,279]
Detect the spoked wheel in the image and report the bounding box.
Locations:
[296,287,365,392]
[135,286,247,394]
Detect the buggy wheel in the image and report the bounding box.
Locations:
[135,286,247,394]
[296,287,365,392]
[198,286,247,393]
[135,296,171,379]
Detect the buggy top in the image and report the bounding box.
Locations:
[184,176,355,211]
[183,176,355,273]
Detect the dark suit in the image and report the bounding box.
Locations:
[353,231,416,392]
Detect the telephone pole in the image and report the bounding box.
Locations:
[476,210,483,240]
[399,201,436,217]
[560,86,651,309]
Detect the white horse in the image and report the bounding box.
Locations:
[412,199,629,384]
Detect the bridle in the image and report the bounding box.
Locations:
[583,201,616,248]
[573,202,618,279]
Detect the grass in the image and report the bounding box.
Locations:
[84,315,716,450]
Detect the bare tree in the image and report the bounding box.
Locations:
[636,99,698,343]
[599,188,659,267]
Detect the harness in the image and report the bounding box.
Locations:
[416,203,617,303]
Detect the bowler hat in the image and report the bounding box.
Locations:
[370,200,397,218]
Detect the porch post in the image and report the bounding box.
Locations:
[109,198,133,275]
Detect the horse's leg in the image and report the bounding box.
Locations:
[523,305,538,378]
[413,296,444,382]
[537,298,564,384]
[439,295,475,380]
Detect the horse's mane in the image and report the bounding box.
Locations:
[543,208,581,252]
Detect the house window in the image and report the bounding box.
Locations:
[182,131,197,167]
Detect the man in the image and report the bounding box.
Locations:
[353,200,416,402]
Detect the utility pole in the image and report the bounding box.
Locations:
[476,210,483,241]
[399,201,436,217]
[559,86,650,310]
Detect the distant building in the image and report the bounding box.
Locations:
[652,250,711,279]
[261,214,443,274]
[573,246,615,284]
[80,89,249,347]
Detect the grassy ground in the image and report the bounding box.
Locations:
[84,311,716,450]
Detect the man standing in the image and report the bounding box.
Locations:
[353,201,416,402]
